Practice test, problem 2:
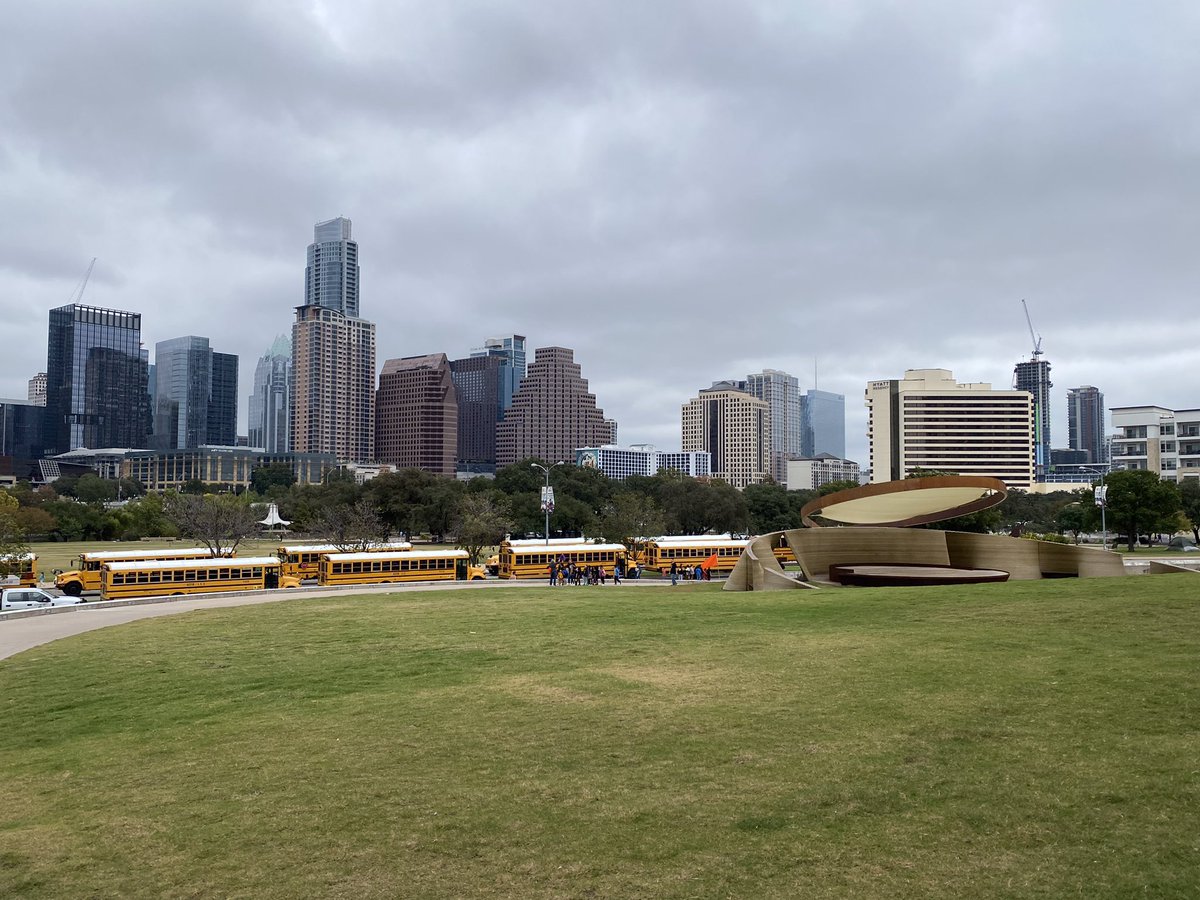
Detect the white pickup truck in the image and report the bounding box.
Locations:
[1,588,84,612]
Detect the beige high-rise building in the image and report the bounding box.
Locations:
[681,383,770,489]
[291,304,376,463]
[495,347,614,467]
[865,368,1034,488]
[291,218,376,463]
[376,353,458,476]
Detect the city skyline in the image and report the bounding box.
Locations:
[3,3,1199,466]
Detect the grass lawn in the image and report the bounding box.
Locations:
[1,577,1197,898]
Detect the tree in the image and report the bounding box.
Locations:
[75,473,118,505]
[311,498,390,550]
[454,494,514,564]
[743,483,795,534]
[1179,479,1200,543]
[1054,503,1089,544]
[250,463,296,496]
[817,479,859,497]
[597,493,665,559]
[1102,469,1181,551]
[163,493,262,555]
[0,492,30,580]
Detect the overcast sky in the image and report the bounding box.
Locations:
[3,1,1198,467]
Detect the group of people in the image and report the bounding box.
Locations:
[548,559,626,586]
[669,561,711,585]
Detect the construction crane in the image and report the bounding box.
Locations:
[1021,298,1042,359]
[68,257,97,305]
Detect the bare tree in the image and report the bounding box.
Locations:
[454,494,513,564]
[312,499,390,551]
[163,493,261,555]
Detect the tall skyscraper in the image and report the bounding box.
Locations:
[292,218,377,462]
[209,352,239,447]
[248,335,292,452]
[470,334,526,410]
[802,389,846,459]
[306,216,359,317]
[495,347,615,468]
[1067,385,1106,464]
[449,354,504,475]
[746,369,801,483]
[1014,356,1052,481]
[681,384,770,489]
[151,337,238,449]
[44,304,150,454]
[866,369,1034,488]
[376,353,458,476]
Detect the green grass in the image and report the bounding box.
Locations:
[1,578,1198,898]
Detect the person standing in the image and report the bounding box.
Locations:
[548,562,557,587]
[613,562,622,584]
[670,561,678,586]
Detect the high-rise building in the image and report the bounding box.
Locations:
[746,369,801,483]
[0,400,45,477]
[1014,357,1052,481]
[248,335,292,452]
[306,216,359,317]
[151,337,238,450]
[1110,405,1200,482]
[449,354,503,475]
[1067,385,1106,464]
[495,347,615,467]
[292,218,377,463]
[27,373,46,407]
[470,334,526,410]
[801,389,846,459]
[209,352,239,447]
[865,369,1035,488]
[44,304,151,454]
[681,385,770,489]
[375,353,458,476]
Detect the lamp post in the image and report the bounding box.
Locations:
[531,462,564,545]
[1080,465,1110,550]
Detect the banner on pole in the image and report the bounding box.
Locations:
[540,485,555,513]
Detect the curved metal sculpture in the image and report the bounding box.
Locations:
[799,476,1007,528]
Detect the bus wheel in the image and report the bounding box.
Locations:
[172,592,184,596]
[63,582,83,597]
[471,575,483,580]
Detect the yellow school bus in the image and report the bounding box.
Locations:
[276,541,414,580]
[99,556,299,601]
[499,541,629,579]
[643,536,749,574]
[56,547,221,596]
[2,552,38,587]
[317,549,485,586]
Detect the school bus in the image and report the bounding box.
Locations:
[317,549,485,586]
[643,536,749,574]
[498,541,629,579]
[56,547,221,596]
[99,557,299,601]
[276,541,414,580]
[3,552,38,587]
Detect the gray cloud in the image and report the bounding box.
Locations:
[2,0,1198,465]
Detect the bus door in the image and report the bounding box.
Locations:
[265,569,279,589]
[455,559,467,580]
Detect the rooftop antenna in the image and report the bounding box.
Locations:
[1021,298,1043,360]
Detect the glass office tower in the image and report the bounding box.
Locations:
[44,304,150,454]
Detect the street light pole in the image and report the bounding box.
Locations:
[531,462,563,545]
[1081,465,1110,550]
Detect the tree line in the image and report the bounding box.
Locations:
[1,461,1198,576]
